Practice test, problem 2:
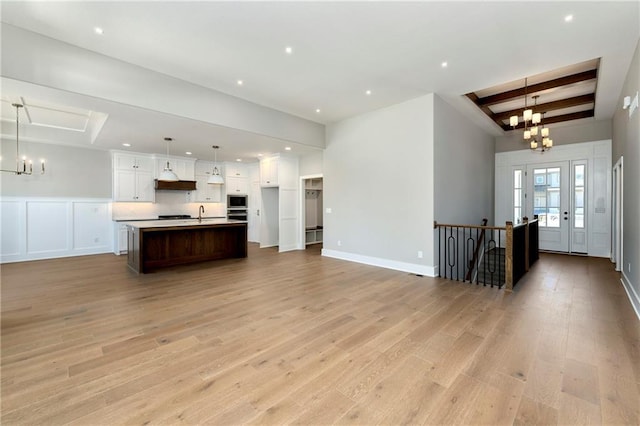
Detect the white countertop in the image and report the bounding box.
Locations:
[125,218,247,229]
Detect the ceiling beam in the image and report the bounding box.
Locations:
[501,110,595,131]
[493,93,596,122]
[476,69,598,107]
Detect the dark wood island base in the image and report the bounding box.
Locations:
[127,221,247,273]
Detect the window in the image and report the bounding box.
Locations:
[513,169,523,224]
[533,167,561,228]
[574,164,585,228]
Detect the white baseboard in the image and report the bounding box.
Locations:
[321,249,437,277]
[621,272,640,321]
[1,247,113,263]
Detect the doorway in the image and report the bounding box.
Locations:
[516,160,588,253]
[300,175,323,250]
[612,157,623,271]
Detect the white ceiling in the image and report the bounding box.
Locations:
[1,1,638,161]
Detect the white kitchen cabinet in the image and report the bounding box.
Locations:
[191,160,223,202]
[192,175,222,202]
[223,162,249,195]
[113,222,128,254]
[226,176,249,195]
[114,154,153,172]
[260,156,279,187]
[195,160,223,177]
[259,155,299,252]
[225,162,249,178]
[113,169,155,201]
[113,153,155,202]
[155,157,196,181]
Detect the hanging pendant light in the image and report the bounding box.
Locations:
[509,78,552,153]
[1,103,45,175]
[208,145,224,184]
[158,137,179,181]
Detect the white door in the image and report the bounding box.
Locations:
[528,162,569,252]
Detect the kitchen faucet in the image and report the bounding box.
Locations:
[198,205,205,222]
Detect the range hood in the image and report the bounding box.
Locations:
[154,179,197,191]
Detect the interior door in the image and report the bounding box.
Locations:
[528,162,569,252]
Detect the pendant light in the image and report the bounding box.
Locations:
[0,103,45,175]
[509,78,552,153]
[208,145,224,184]
[158,137,179,181]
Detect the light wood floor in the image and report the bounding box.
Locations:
[1,244,639,425]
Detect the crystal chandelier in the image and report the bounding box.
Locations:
[509,79,553,152]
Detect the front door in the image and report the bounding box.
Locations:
[529,162,569,252]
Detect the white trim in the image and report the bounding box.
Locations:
[298,173,323,250]
[621,272,640,321]
[1,197,113,263]
[612,157,623,271]
[322,248,437,277]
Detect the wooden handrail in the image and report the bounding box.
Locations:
[434,220,505,231]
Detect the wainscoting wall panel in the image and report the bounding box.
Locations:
[0,197,112,263]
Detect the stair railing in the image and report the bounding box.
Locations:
[465,218,488,281]
[434,217,539,291]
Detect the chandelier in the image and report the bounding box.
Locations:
[509,79,553,152]
[1,103,45,175]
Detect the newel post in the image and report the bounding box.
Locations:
[505,221,513,291]
[523,216,530,272]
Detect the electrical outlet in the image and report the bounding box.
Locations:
[326,207,332,214]
[337,240,342,247]
[417,250,423,259]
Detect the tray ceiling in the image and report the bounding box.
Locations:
[466,59,600,132]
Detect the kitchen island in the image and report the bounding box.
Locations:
[126,219,247,273]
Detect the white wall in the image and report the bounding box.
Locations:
[612,37,640,317]
[434,94,495,225]
[495,119,612,153]
[323,94,435,276]
[1,24,325,149]
[495,140,612,258]
[299,151,323,176]
[0,140,112,198]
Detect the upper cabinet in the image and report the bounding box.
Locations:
[225,162,249,178]
[195,160,223,177]
[260,155,298,188]
[113,153,154,202]
[154,157,195,181]
[192,160,223,202]
[114,153,153,172]
[260,156,279,187]
[224,162,249,195]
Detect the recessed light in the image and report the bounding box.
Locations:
[257,153,263,157]
[237,79,243,86]
[285,147,292,151]
[185,151,192,155]
[441,61,448,68]
[365,90,372,96]
[94,27,104,35]
[122,143,131,147]
[236,158,242,162]
[565,14,573,22]
[285,46,293,55]
[315,108,321,113]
